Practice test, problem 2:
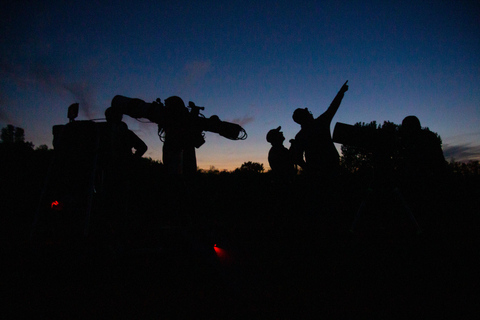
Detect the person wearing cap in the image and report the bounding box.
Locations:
[266,126,299,178]
[292,80,349,177]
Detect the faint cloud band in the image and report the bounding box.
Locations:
[443,143,480,162]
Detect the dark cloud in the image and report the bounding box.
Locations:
[0,62,20,123]
[229,115,254,127]
[183,61,211,81]
[443,143,480,162]
[175,61,212,94]
[62,82,96,119]
[1,58,97,119]
[0,60,16,75]
[0,107,12,123]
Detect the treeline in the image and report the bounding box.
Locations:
[1,124,479,247]
[1,123,479,177]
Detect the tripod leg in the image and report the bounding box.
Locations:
[350,188,373,233]
[393,187,422,234]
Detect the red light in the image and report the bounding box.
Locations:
[51,200,63,211]
[214,245,232,265]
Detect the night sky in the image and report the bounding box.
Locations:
[1,1,479,170]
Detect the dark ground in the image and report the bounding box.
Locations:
[2,151,480,318]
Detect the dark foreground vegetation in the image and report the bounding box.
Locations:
[1,142,480,318]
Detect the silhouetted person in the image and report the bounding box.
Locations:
[292,80,349,177]
[100,107,147,238]
[162,96,200,175]
[103,107,147,163]
[351,116,446,234]
[266,126,298,178]
[399,115,446,188]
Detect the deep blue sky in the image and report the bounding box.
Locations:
[1,1,479,170]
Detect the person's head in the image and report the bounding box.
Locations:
[164,96,187,120]
[266,126,285,145]
[401,115,421,134]
[292,108,314,125]
[105,107,123,122]
[164,96,186,109]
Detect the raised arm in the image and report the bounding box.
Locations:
[321,80,349,123]
[289,139,307,169]
[128,130,148,158]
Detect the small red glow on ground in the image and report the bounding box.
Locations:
[51,201,63,211]
[214,245,232,265]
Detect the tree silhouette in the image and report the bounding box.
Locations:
[449,160,480,176]
[339,121,378,173]
[339,120,443,175]
[1,125,15,144]
[1,124,33,149]
[35,144,50,151]
[235,161,265,174]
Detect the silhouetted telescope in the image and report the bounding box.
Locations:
[333,122,397,154]
[110,95,247,144]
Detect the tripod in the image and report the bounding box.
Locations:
[350,174,422,235]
